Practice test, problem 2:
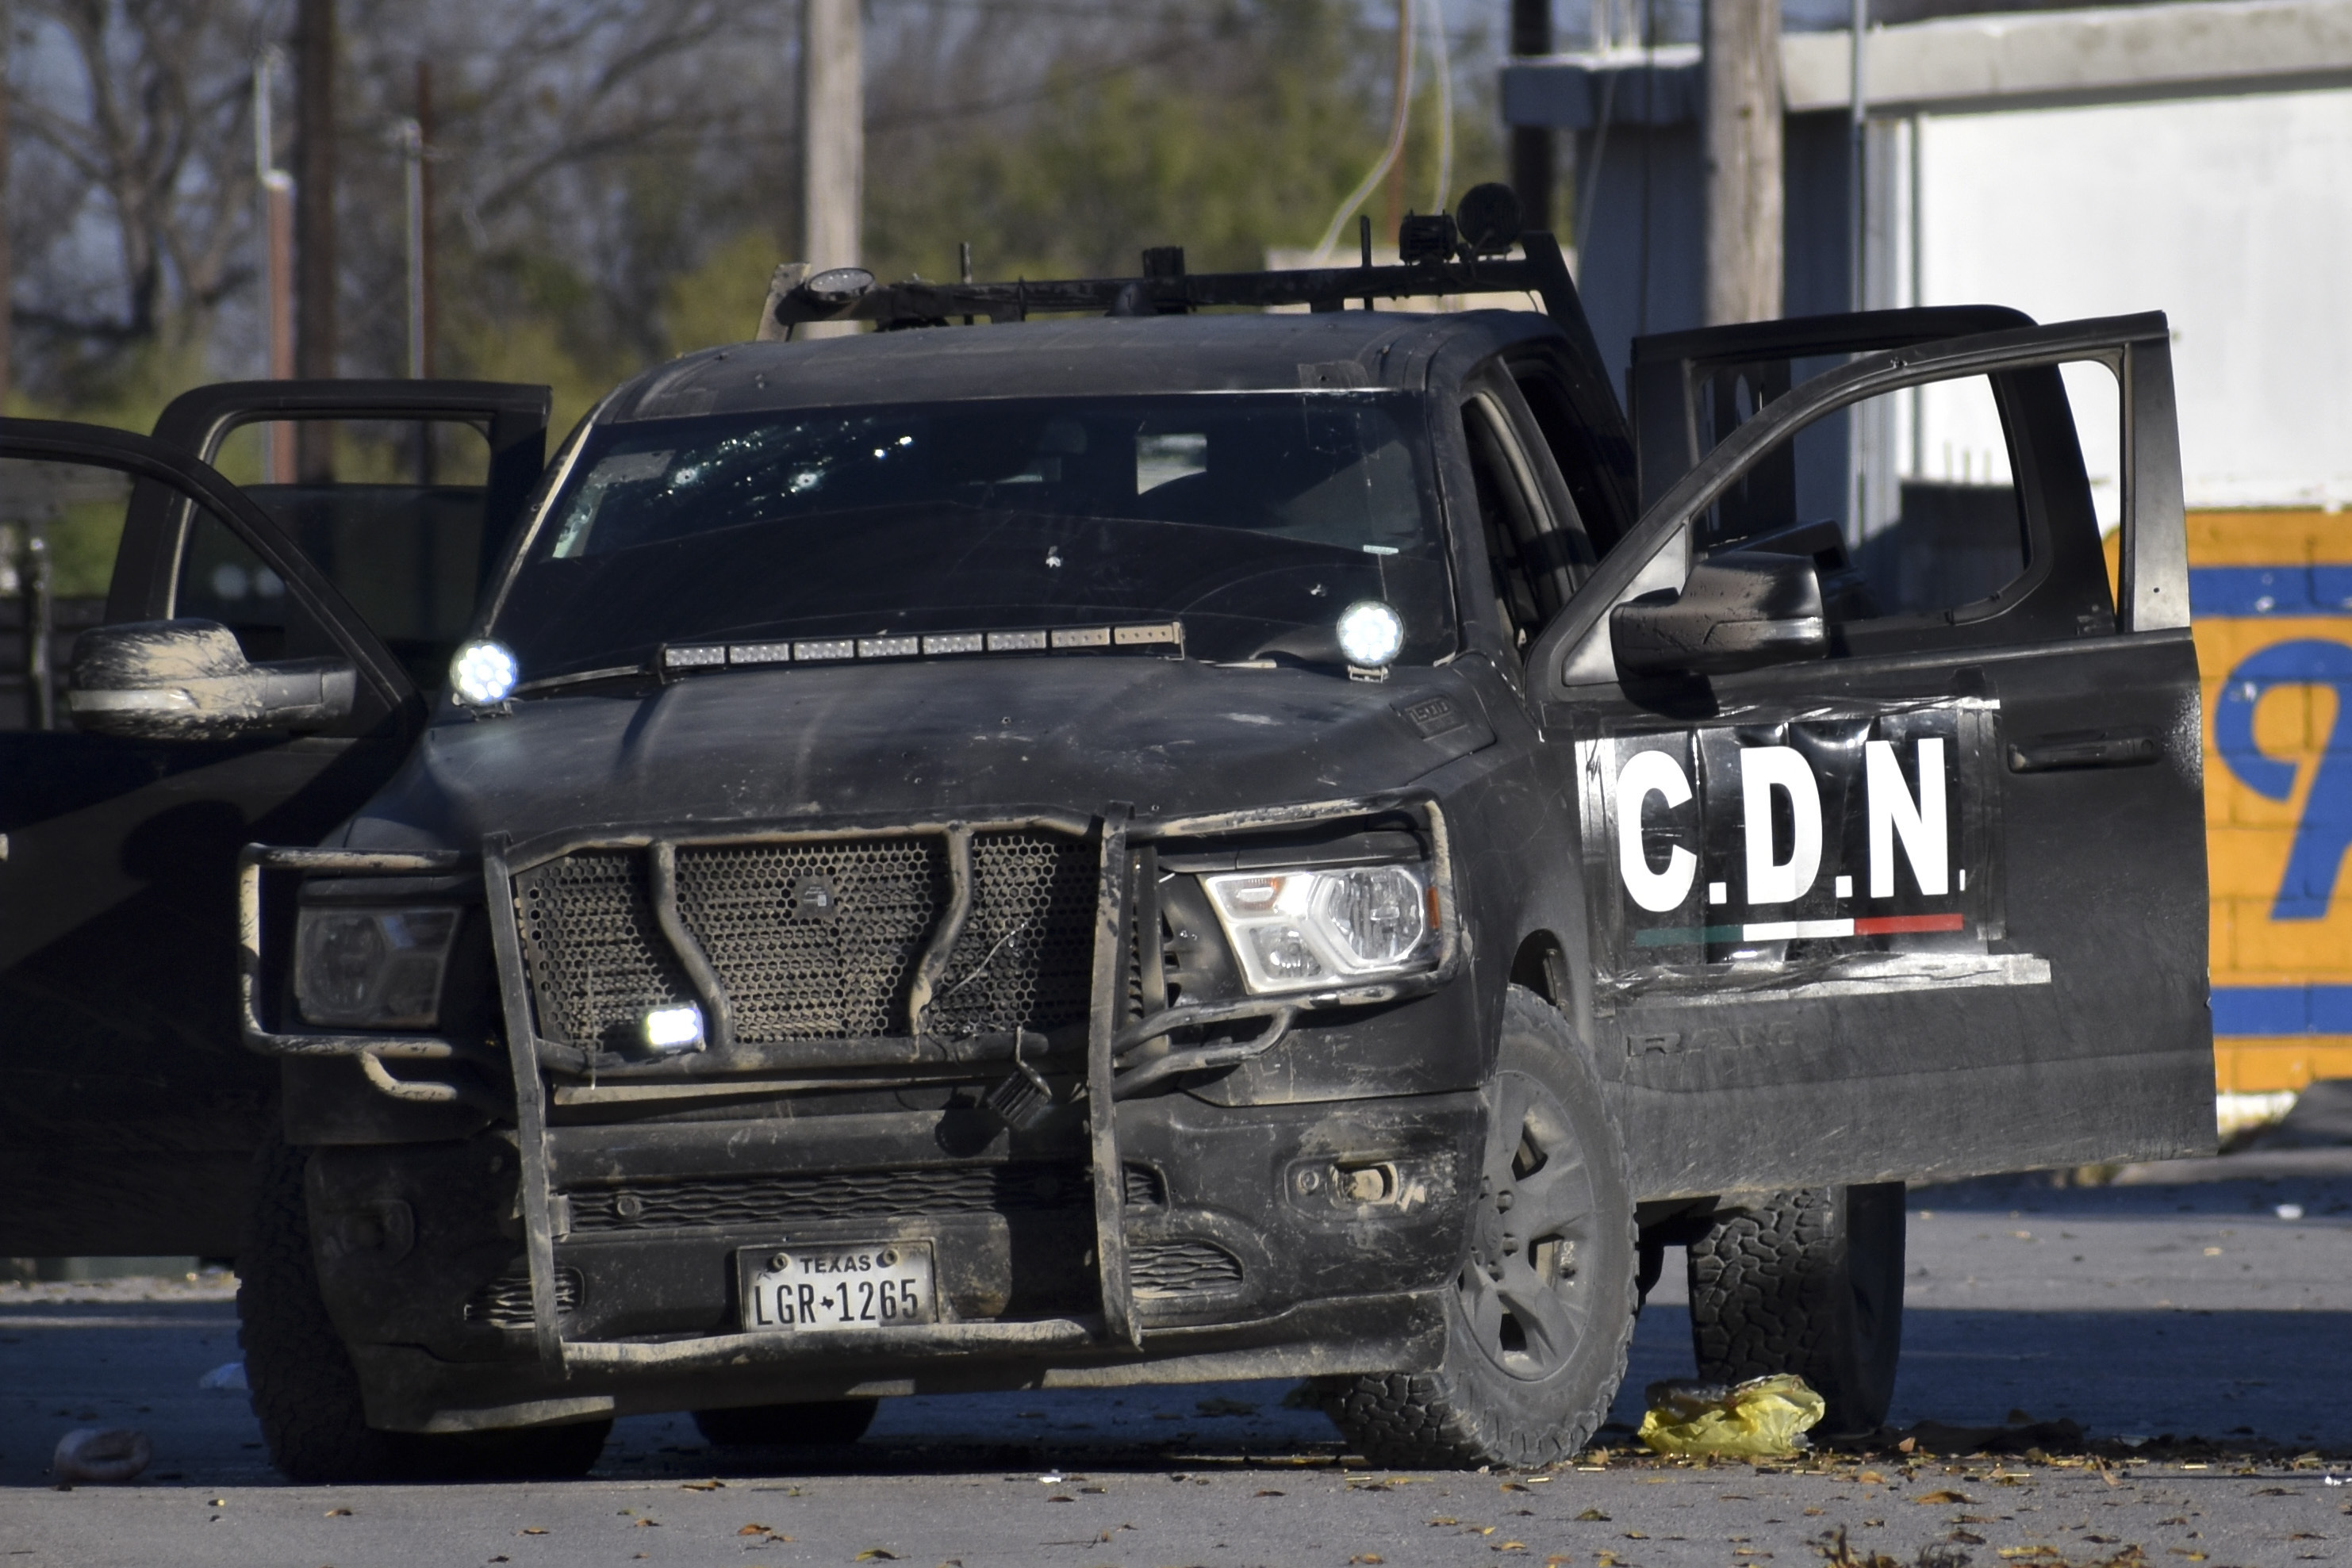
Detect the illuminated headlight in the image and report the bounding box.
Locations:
[295,907,462,1028]
[1203,863,1437,995]
[642,1003,706,1055]
[450,640,519,707]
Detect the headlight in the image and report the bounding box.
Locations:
[1203,862,1437,995]
[295,907,462,1028]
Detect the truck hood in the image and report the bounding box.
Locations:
[342,657,1499,851]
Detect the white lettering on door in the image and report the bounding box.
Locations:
[1614,749,1698,913]
[1741,746,1823,906]
[1867,737,1949,897]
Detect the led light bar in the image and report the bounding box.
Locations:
[656,622,1184,679]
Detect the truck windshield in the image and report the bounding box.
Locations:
[489,392,1455,681]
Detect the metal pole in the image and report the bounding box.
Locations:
[1510,0,1554,234]
[1846,0,1868,545]
[1847,0,1867,313]
[24,528,49,732]
[0,0,15,416]
[294,0,336,481]
[1383,0,1412,243]
[401,117,424,379]
[255,48,296,483]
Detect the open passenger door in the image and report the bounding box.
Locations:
[1528,312,2209,1195]
[0,379,548,1257]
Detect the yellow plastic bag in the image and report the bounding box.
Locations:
[1636,1374,1826,1458]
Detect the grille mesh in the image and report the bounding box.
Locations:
[463,1266,582,1328]
[676,839,946,1041]
[566,1164,1089,1233]
[1129,1240,1243,1298]
[512,829,1098,1049]
[515,852,690,1049]
[925,831,1097,1038]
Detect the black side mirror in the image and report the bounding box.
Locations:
[1610,550,1828,678]
[66,620,355,741]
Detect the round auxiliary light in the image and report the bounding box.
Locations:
[804,266,876,306]
[450,640,520,707]
[1335,600,1405,670]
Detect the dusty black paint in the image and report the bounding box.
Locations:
[0,286,2209,1429]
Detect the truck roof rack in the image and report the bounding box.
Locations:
[762,183,1584,334]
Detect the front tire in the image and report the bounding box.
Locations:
[1685,1183,1906,1436]
[1318,987,1637,1468]
[239,1137,609,1482]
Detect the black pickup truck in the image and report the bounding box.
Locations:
[0,188,2211,1478]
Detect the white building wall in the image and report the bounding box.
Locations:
[1913,88,2352,513]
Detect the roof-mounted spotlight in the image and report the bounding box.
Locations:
[802,266,877,308]
[1453,182,1525,257]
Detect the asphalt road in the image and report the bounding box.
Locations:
[6,1164,2352,1567]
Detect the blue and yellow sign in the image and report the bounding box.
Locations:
[2185,512,2352,1092]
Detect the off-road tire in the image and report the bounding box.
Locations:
[1686,1183,1906,1436]
[240,1137,611,1482]
[693,1400,880,1447]
[1317,986,1638,1469]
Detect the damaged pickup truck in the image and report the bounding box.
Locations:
[0,186,2212,1479]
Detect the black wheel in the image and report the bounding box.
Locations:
[239,1137,610,1482]
[693,1399,880,1447]
[1685,1183,1906,1436]
[1318,987,1637,1469]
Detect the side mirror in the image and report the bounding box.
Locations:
[66,620,355,741]
[1610,550,1828,678]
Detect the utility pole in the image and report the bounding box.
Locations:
[1510,0,1553,235]
[400,118,424,378]
[294,0,336,480]
[1847,0,1868,312]
[405,62,436,483]
[800,0,861,336]
[1382,0,1411,243]
[0,0,13,416]
[255,47,295,483]
[400,62,437,383]
[1702,0,1783,325]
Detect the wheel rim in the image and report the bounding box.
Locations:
[1459,1067,1601,1382]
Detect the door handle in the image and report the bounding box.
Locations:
[2006,730,2161,772]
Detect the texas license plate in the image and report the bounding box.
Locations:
[738,1241,937,1332]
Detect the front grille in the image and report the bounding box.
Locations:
[1122,1164,1166,1208]
[1129,1240,1243,1298]
[513,829,1096,1049]
[463,1265,582,1328]
[679,838,946,1039]
[566,1163,1089,1233]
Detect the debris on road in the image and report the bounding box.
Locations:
[196,1359,245,1390]
[1637,1374,1824,1458]
[51,1427,151,1485]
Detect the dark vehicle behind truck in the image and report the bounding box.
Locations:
[0,189,2212,1478]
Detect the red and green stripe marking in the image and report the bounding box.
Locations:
[1633,912,1968,947]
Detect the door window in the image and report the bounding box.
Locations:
[1460,386,1595,657]
[188,420,497,691]
[1645,358,2115,661]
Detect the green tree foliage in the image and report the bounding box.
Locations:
[865,0,1496,286]
[7,0,1500,437]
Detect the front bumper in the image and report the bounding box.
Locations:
[313,1089,1479,1432]
[247,793,1479,1429]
